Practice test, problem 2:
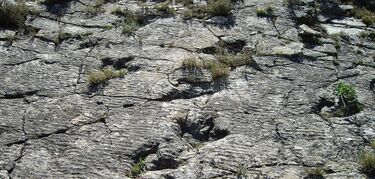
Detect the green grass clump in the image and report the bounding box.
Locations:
[0,1,28,29]
[335,81,363,116]
[87,68,125,86]
[122,19,139,34]
[353,7,375,27]
[256,5,274,18]
[155,2,176,16]
[359,151,375,175]
[206,0,233,17]
[130,158,145,177]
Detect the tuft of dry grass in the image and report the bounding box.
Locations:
[206,0,233,17]
[87,68,125,85]
[182,58,229,80]
[205,61,229,80]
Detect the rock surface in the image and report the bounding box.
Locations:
[0,0,375,178]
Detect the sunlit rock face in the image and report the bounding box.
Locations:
[1,0,374,178]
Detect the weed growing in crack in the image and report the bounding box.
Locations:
[334,81,363,117]
[130,158,146,177]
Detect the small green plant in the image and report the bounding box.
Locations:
[206,0,232,17]
[0,1,29,29]
[359,151,375,176]
[87,68,125,86]
[122,19,139,34]
[155,2,176,16]
[335,81,363,116]
[130,158,146,177]
[256,5,274,18]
